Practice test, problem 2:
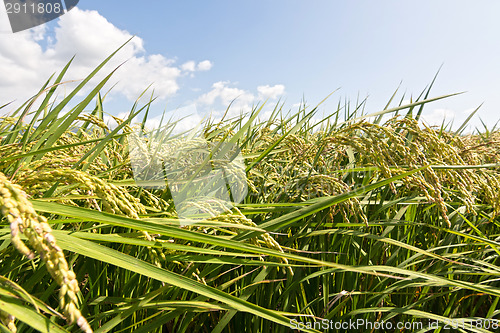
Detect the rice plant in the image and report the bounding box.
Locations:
[1,45,500,332]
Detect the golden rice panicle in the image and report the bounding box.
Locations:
[17,168,145,217]
[205,204,294,275]
[248,128,368,226]
[0,172,92,333]
[323,118,454,226]
[16,167,166,267]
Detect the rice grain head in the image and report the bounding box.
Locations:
[0,172,92,333]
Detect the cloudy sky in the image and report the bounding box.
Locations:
[1,1,499,131]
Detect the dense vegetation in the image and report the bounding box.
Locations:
[1,46,500,332]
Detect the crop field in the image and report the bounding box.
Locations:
[1,50,500,332]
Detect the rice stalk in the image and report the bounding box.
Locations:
[0,172,92,332]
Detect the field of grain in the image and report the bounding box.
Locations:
[1,50,500,333]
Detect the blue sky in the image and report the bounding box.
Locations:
[1,1,499,131]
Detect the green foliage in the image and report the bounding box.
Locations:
[1,48,500,332]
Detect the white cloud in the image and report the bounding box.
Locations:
[257,84,285,100]
[197,60,213,71]
[181,61,196,72]
[197,81,255,116]
[181,60,212,74]
[197,81,285,117]
[30,25,47,42]
[0,8,212,107]
[0,7,286,130]
[0,6,11,33]
[198,81,252,105]
[420,108,456,127]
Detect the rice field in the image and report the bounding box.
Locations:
[1,48,500,333]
